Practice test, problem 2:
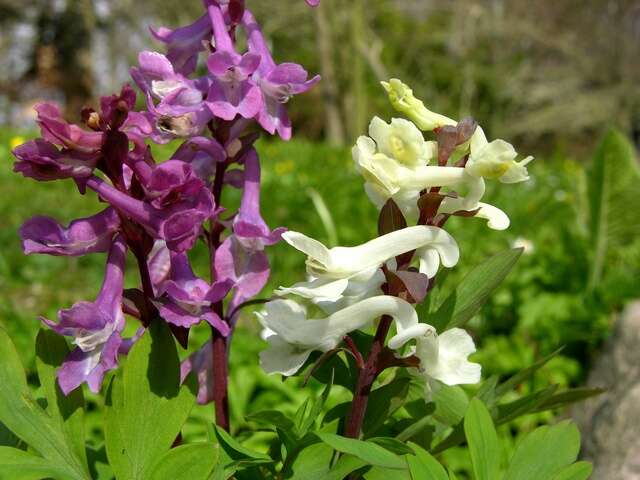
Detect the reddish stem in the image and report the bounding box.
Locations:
[344,315,393,438]
[209,159,231,431]
[343,335,365,369]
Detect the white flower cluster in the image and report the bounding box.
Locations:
[257,79,533,399]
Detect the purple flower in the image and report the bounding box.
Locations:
[13,139,98,182]
[180,342,214,404]
[42,234,128,394]
[132,51,212,142]
[171,136,226,185]
[205,3,263,121]
[154,252,232,333]
[20,208,120,256]
[233,148,285,249]
[243,9,319,139]
[86,171,214,252]
[35,103,103,154]
[214,234,270,314]
[148,240,171,294]
[149,13,212,76]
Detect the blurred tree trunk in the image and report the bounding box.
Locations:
[314,0,346,146]
[26,0,95,119]
[57,0,95,117]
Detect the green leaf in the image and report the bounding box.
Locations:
[0,328,88,480]
[246,410,295,432]
[550,461,593,480]
[495,349,563,397]
[496,385,558,425]
[406,442,448,480]
[365,465,412,480]
[464,399,501,480]
[429,249,522,331]
[530,388,604,413]
[503,421,581,480]
[315,432,405,469]
[213,425,270,461]
[588,128,640,288]
[35,329,88,471]
[433,385,469,426]
[367,437,415,456]
[300,371,334,435]
[104,322,197,480]
[0,446,72,480]
[148,443,219,480]
[289,443,335,480]
[326,455,368,480]
[363,377,410,436]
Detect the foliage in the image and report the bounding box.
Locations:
[3,121,638,478]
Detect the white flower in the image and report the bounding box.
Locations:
[438,196,510,231]
[465,127,534,183]
[282,226,459,280]
[381,79,456,131]
[368,116,436,167]
[353,136,485,217]
[258,295,432,376]
[413,327,481,397]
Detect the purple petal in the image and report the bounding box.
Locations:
[233,149,286,248]
[214,235,270,306]
[149,14,212,76]
[20,208,119,256]
[34,103,103,153]
[13,139,98,182]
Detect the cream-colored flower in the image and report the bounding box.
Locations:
[466,127,533,183]
[258,295,431,375]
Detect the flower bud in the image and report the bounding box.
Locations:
[381,79,456,131]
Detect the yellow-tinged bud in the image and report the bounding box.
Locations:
[381,79,456,131]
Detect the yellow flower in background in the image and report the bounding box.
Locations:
[274,159,295,176]
[9,136,25,151]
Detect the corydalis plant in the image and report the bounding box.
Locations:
[13,0,319,431]
[258,79,534,438]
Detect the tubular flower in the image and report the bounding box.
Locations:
[149,13,212,76]
[86,173,215,252]
[155,252,232,333]
[233,148,286,250]
[41,235,128,394]
[258,295,432,376]
[466,127,534,183]
[381,79,456,132]
[13,139,98,183]
[282,225,459,279]
[205,3,263,121]
[412,328,481,397]
[243,9,320,140]
[20,208,120,256]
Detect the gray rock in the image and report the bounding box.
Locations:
[573,301,640,479]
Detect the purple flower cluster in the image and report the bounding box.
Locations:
[12,0,318,399]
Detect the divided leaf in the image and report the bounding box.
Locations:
[104,322,197,480]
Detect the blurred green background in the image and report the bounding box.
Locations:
[1,0,640,474]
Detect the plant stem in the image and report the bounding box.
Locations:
[344,315,393,438]
[209,159,231,431]
[211,320,230,431]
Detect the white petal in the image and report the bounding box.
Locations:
[324,226,459,278]
[423,328,481,386]
[417,248,441,278]
[439,197,510,230]
[259,335,313,376]
[281,231,331,268]
[276,277,350,302]
[402,166,468,191]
